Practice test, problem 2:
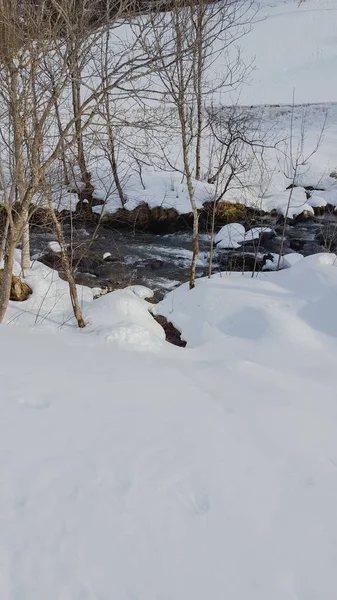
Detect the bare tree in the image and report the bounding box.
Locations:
[141,0,256,288]
[0,0,188,323]
[277,97,326,269]
[206,105,271,276]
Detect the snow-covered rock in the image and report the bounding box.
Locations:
[214,223,245,249]
[262,187,314,219]
[48,241,62,253]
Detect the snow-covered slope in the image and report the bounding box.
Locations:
[2,255,337,599]
[238,0,337,105]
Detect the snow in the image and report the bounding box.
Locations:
[311,185,337,207]
[129,284,154,299]
[244,226,274,241]
[2,251,93,329]
[47,241,62,253]
[85,288,165,351]
[260,187,314,218]
[214,222,246,249]
[237,0,337,105]
[2,254,337,598]
[2,1,337,596]
[214,223,274,249]
[92,170,213,216]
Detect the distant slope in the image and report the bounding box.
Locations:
[237,0,337,105]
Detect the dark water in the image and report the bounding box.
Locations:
[30,213,337,298]
[30,227,213,298]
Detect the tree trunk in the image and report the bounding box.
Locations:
[20,205,30,274]
[0,214,10,265]
[190,202,199,289]
[277,186,295,269]
[102,28,125,207]
[208,195,217,278]
[71,55,92,194]
[108,122,126,207]
[194,8,204,181]
[53,93,69,186]
[0,227,17,322]
[51,208,85,328]
[178,105,199,289]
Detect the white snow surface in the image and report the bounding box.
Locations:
[260,187,314,218]
[214,223,273,248]
[47,241,62,253]
[2,253,337,598]
[237,0,337,105]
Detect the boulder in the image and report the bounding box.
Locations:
[146,259,164,271]
[0,271,32,302]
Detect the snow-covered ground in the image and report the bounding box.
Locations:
[238,0,337,105]
[2,2,337,597]
[2,254,337,598]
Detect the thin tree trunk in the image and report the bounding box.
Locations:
[194,8,204,181]
[0,214,10,264]
[72,77,90,189]
[190,200,199,288]
[179,105,199,289]
[21,205,30,274]
[108,122,126,207]
[70,45,92,193]
[102,27,125,206]
[277,185,295,269]
[50,206,85,328]
[0,227,17,322]
[53,92,69,186]
[208,194,217,278]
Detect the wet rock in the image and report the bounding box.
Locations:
[146,259,164,271]
[153,315,186,347]
[313,205,327,217]
[101,203,186,233]
[217,252,264,272]
[305,185,325,192]
[91,197,105,208]
[289,238,305,252]
[262,236,290,254]
[74,252,106,273]
[39,251,63,270]
[294,210,315,223]
[301,241,326,256]
[93,262,128,281]
[261,228,276,241]
[103,253,118,263]
[73,272,98,288]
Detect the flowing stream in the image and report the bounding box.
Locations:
[30,212,337,298]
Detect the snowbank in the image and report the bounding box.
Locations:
[158,253,337,355]
[3,251,93,329]
[85,287,165,351]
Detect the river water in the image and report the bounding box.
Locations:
[30,213,337,298]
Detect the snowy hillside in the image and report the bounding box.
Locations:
[238,0,337,105]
